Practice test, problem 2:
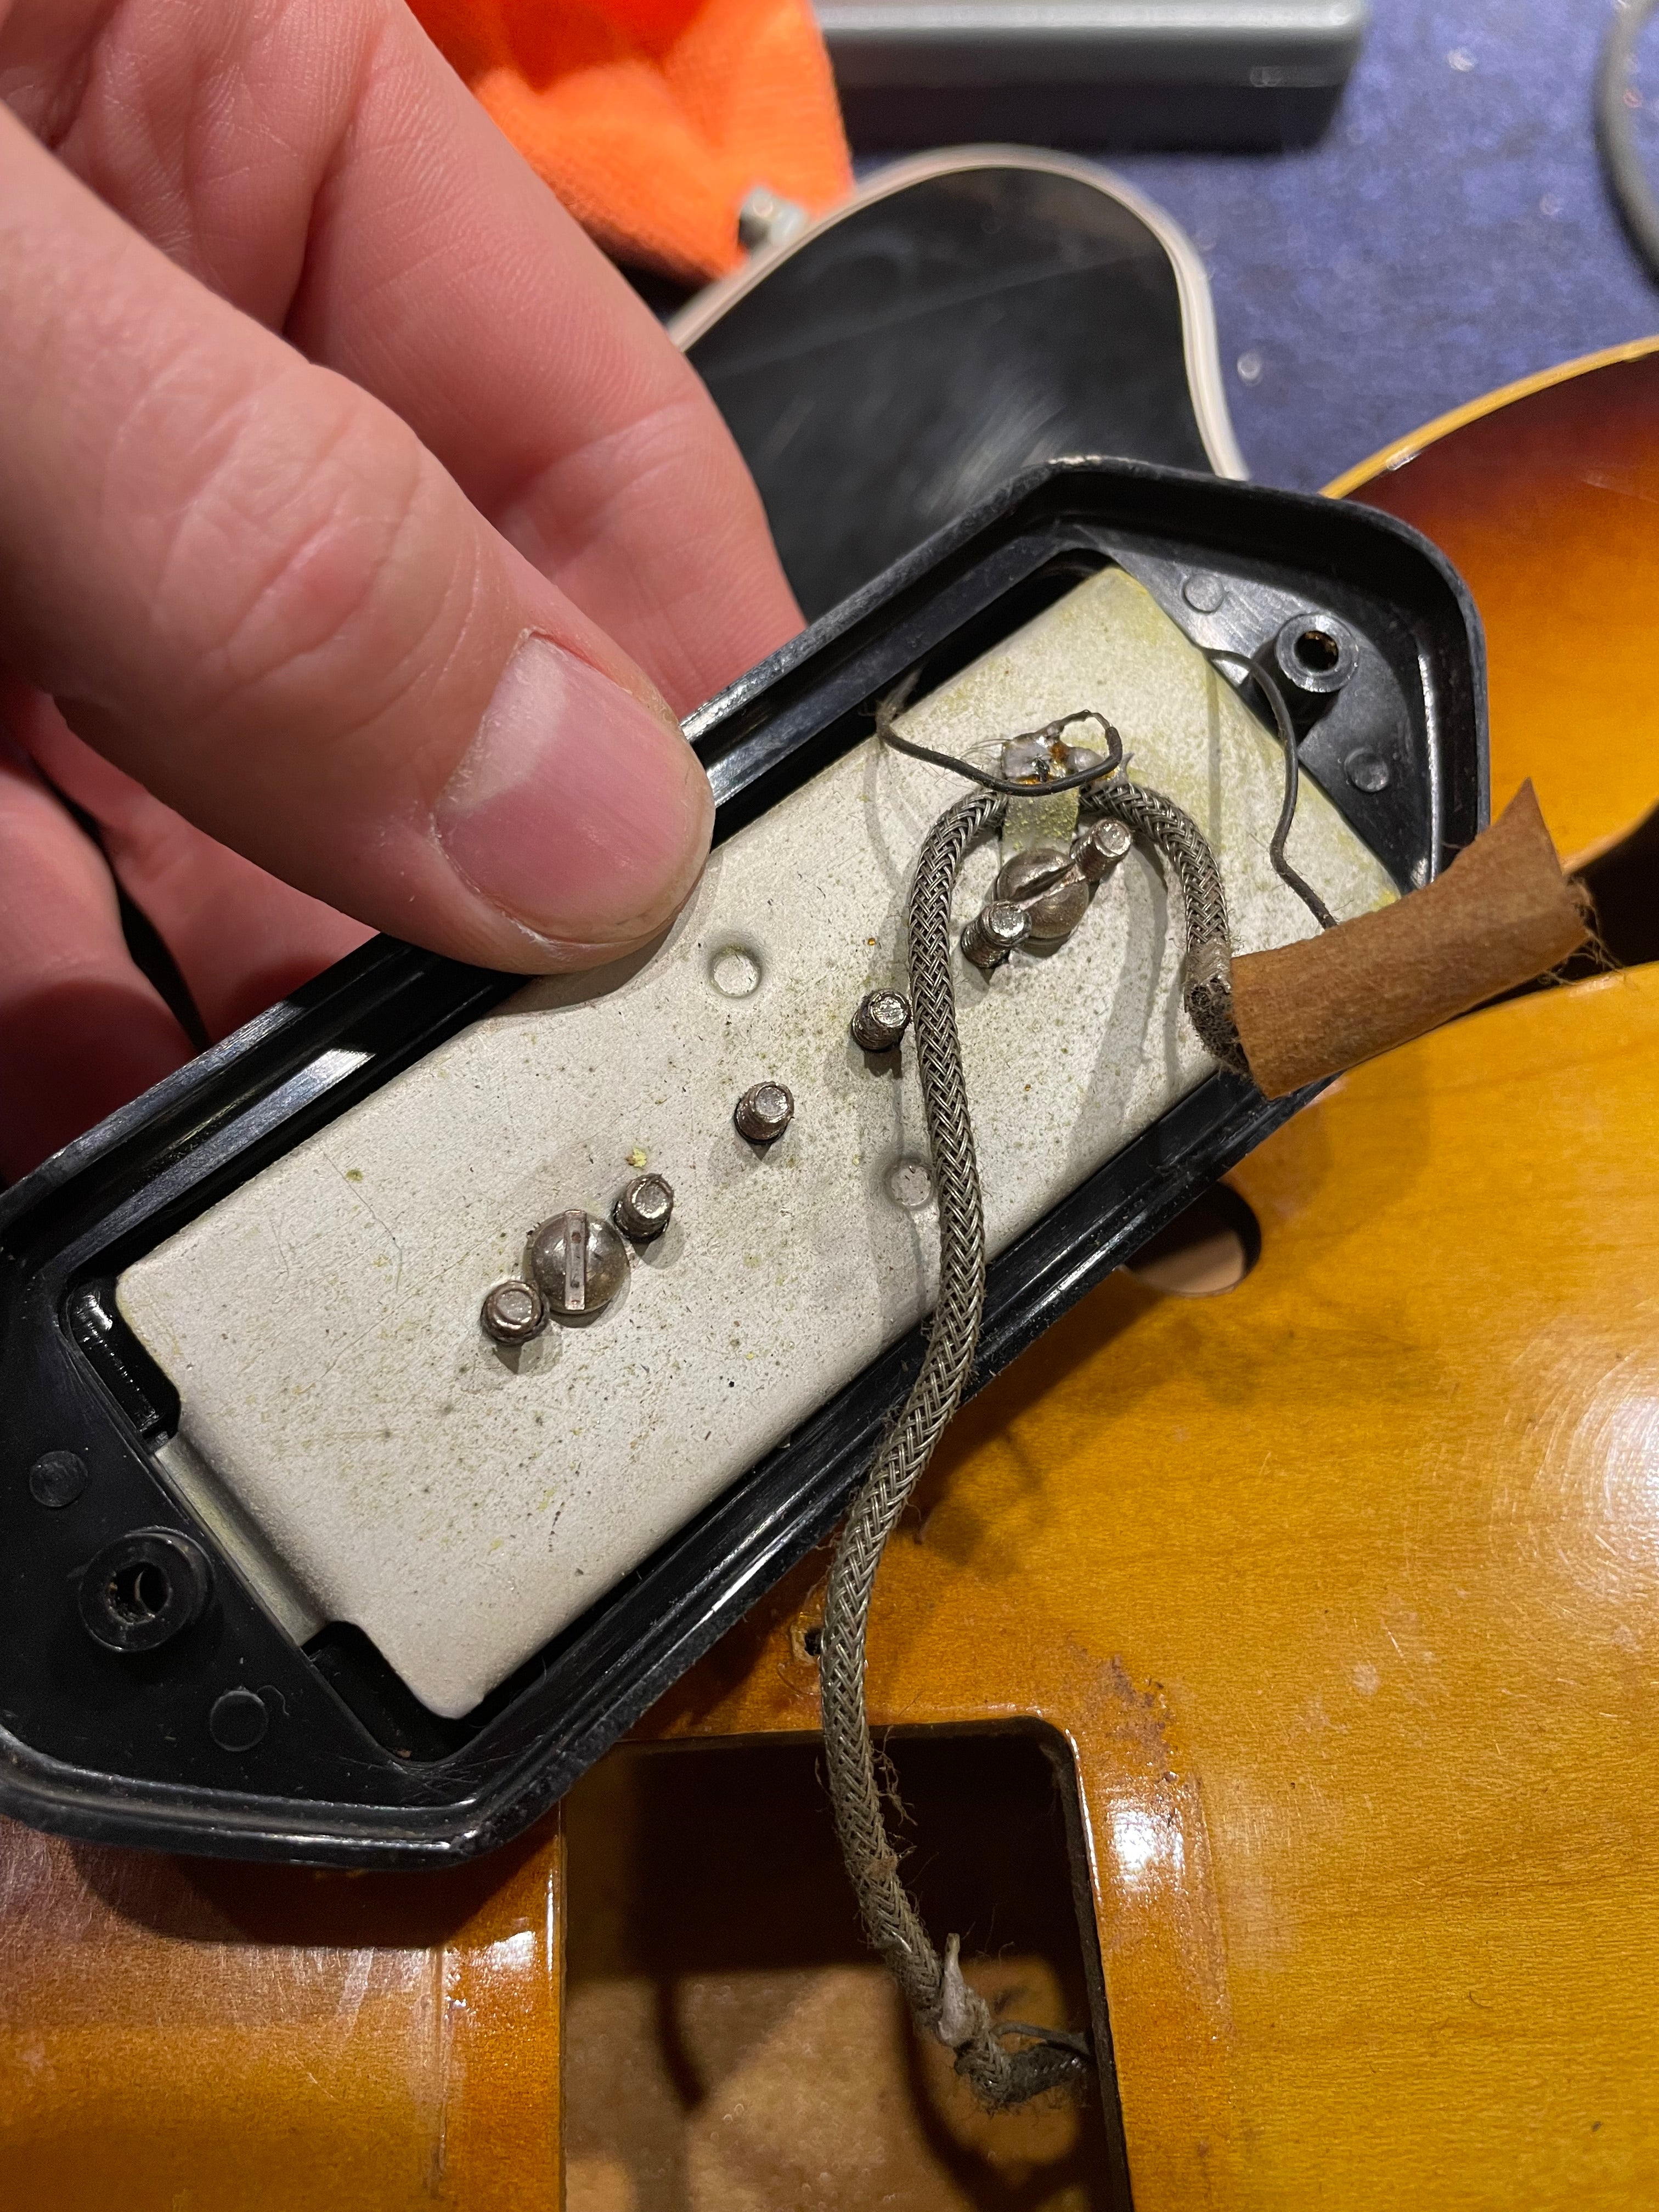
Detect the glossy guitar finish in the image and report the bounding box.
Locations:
[0,1822,564,2207]
[4,342,1659,2208]
[1331,336,1659,861]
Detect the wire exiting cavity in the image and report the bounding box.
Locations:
[1203,647,1339,933]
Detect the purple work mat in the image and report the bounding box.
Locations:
[1108,0,1659,488]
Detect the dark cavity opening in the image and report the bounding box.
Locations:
[108,1560,170,1625]
[563,1725,1131,2211]
[1294,624,1342,673]
[1127,1182,1261,1297]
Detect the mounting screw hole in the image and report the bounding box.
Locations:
[78,1530,211,1654]
[108,1560,171,1626]
[1294,627,1341,674]
[1273,613,1357,695]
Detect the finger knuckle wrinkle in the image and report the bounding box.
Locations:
[503,393,706,576]
[183,395,440,715]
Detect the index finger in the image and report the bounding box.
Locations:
[22,0,803,712]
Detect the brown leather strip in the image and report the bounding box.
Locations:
[1232,781,1590,1099]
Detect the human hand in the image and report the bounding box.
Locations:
[0,0,802,1180]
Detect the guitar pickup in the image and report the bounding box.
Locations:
[0,459,1484,1863]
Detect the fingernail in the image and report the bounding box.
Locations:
[437,636,712,947]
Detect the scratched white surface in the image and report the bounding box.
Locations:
[118,571,1398,1716]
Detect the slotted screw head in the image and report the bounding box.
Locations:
[614,1173,674,1242]
[529,1210,630,1319]
[1028,877,1091,941]
[961,900,1032,971]
[995,844,1073,902]
[734,1081,794,1143]
[1073,819,1134,882]
[481,1277,549,1344]
[851,989,911,1053]
[995,843,1090,941]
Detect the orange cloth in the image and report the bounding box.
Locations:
[411,0,852,282]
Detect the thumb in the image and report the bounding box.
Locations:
[0,111,711,973]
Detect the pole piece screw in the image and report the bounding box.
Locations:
[851,989,911,1053]
[734,1081,794,1144]
[614,1173,675,1242]
[1073,819,1135,883]
[960,900,1032,972]
[481,1277,548,1344]
[529,1211,630,1320]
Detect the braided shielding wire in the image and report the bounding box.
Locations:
[817,774,1241,2108]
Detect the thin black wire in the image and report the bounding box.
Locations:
[1204,647,1339,933]
[874,670,1124,795]
[874,650,1339,932]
